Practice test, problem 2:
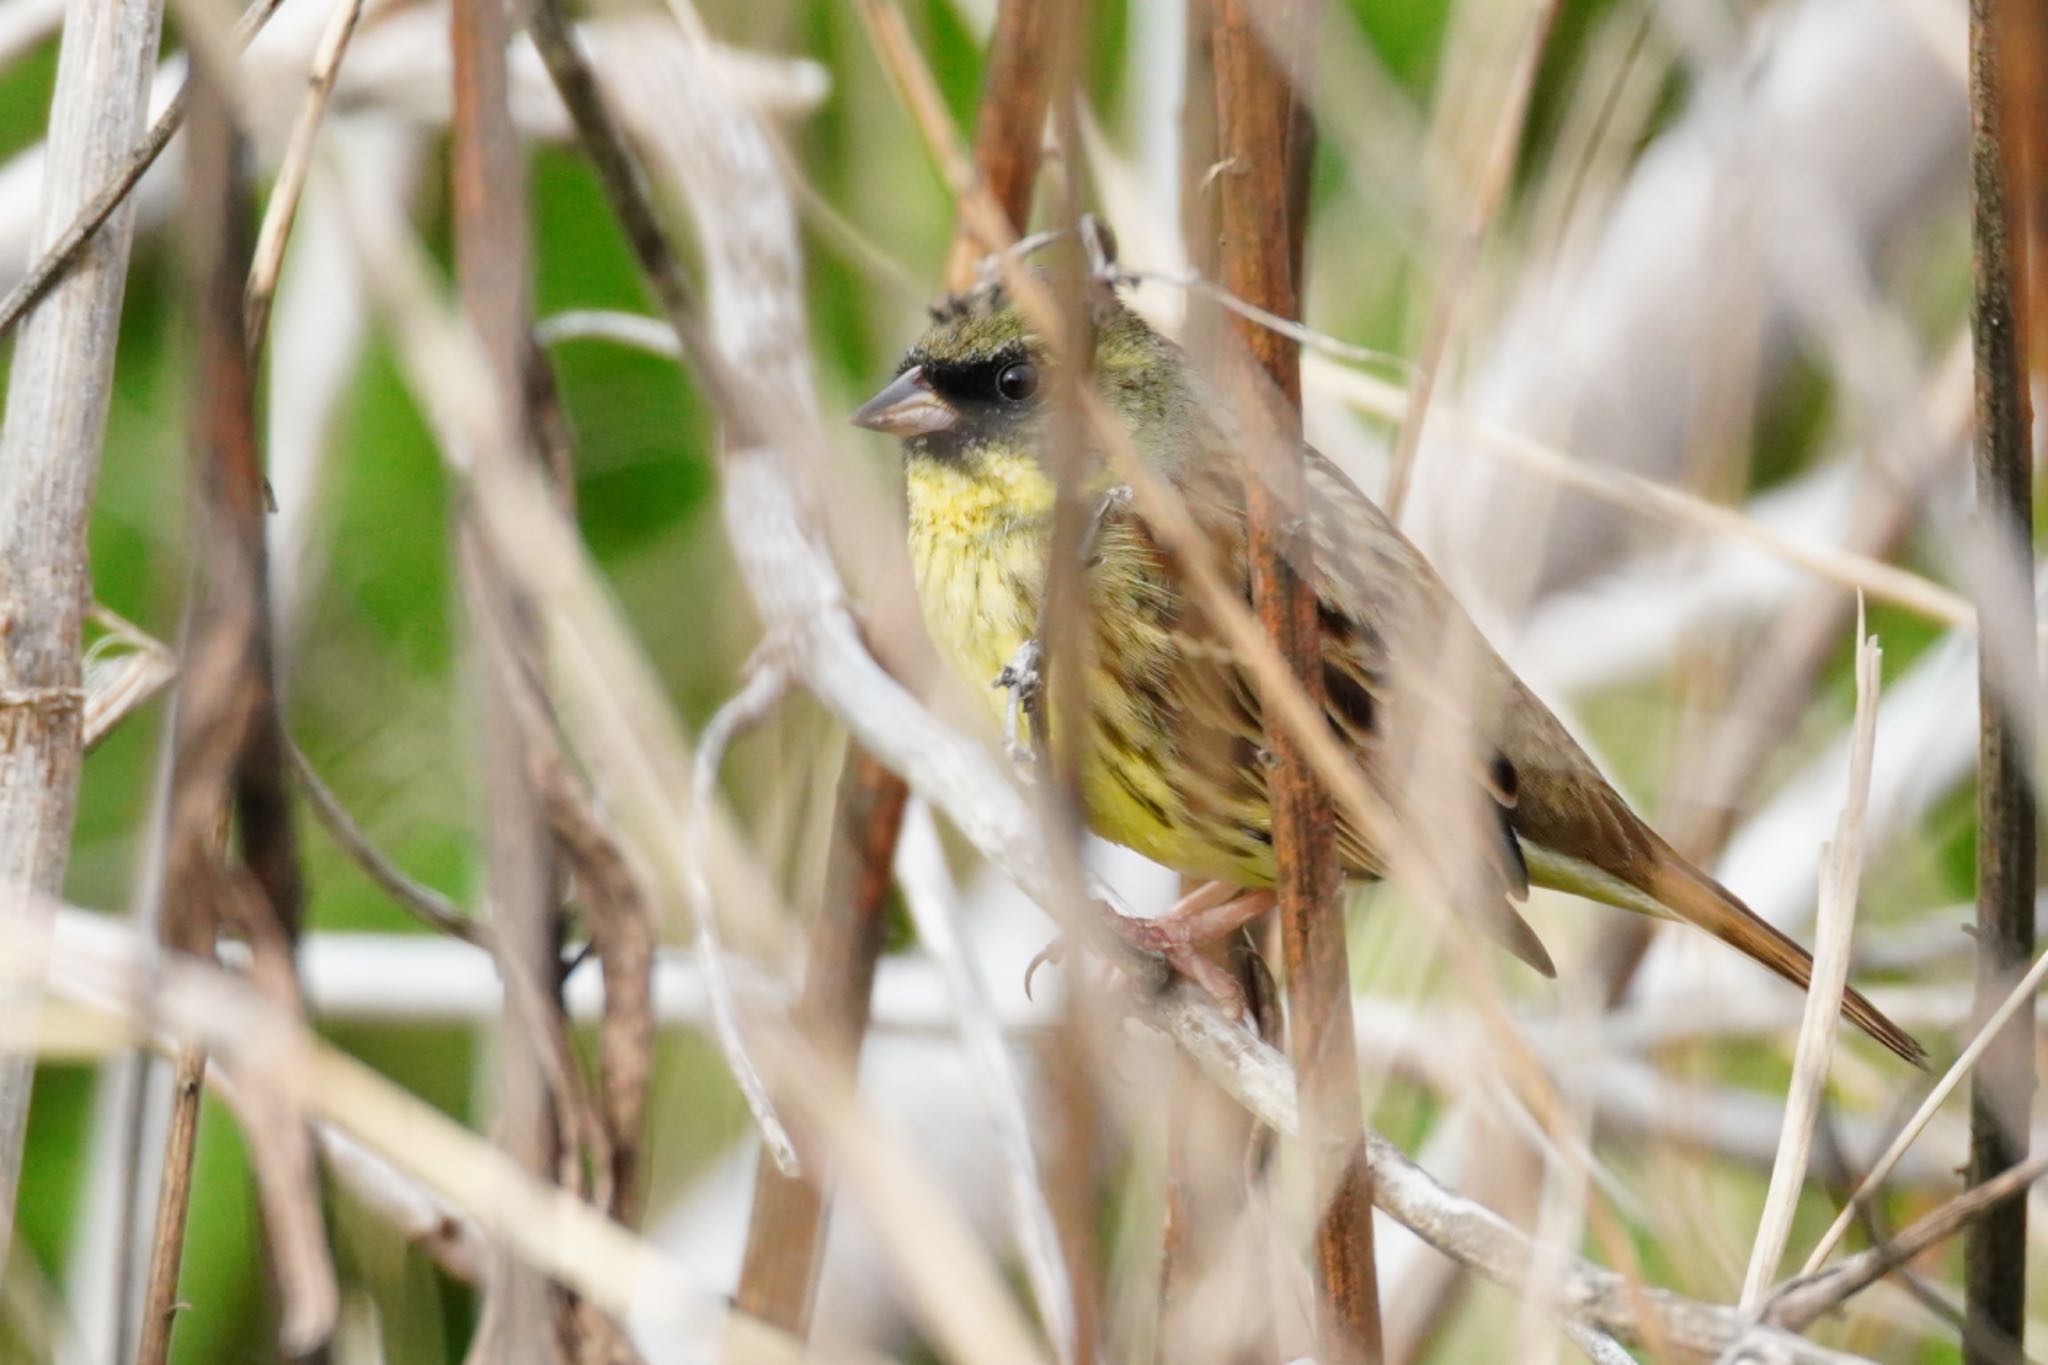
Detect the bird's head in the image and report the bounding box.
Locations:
[851,279,1203,482]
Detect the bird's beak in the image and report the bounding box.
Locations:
[850,366,957,437]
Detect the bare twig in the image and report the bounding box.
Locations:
[1802,944,2048,1274]
[1774,1151,2048,1333]
[1741,614,1880,1307]
[288,744,493,947]
[133,1047,203,1365]
[688,658,802,1176]
[147,49,333,1355]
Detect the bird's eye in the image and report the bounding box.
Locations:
[996,360,1039,402]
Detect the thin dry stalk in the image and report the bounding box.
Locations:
[1740,616,1881,1307]
[1965,0,2039,1356]
[1211,4,1380,1359]
[244,0,369,351]
[133,1047,203,1365]
[288,744,494,947]
[1379,0,1559,520]
[1308,358,1981,634]
[1774,1150,2048,1334]
[685,659,801,1176]
[0,0,167,1280]
[1802,942,2048,1274]
[448,0,575,1354]
[892,802,1076,1363]
[82,605,178,753]
[29,907,840,1365]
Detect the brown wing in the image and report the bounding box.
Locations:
[1128,449,1557,977]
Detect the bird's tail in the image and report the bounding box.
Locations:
[1639,852,1927,1067]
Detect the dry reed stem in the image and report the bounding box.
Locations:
[1740,613,1880,1307]
[0,0,167,1282]
[148,50,333,1354]
[23,893,1879,1362]
[447,0,584,1353]
[26,907,846,1365]
[1964,0,2038,1354]
[1210,1,1381,1361]
[1307,357,1983,635]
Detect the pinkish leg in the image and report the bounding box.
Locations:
[1026,881,1277,1017]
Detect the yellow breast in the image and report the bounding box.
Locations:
[904,451,1278,889]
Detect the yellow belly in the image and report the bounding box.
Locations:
[905,454,1277,888]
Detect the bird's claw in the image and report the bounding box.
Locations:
[1024,937,1067,1001]
[1111,912,1249,1020]
[993,638,1043,765]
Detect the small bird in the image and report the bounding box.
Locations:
[853,278,1924,1066]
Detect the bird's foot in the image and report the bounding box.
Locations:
[1025,881,1277,1020]
[992,639,1043,764]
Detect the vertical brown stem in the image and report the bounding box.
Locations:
[134,1048,205,1365]
[732,0,1060,1339]
[145,45,329,1358]
[1965,0,2038,1358]
[734,749,906,1335]
[450,0,568,1357]
[1212,3,1383,1363]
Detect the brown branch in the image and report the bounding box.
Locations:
[1965,0,2039,1358]
[146,51,333,1360]
[1212,3,1382,1362]
[134,1047,204,1365]
[734,748,906,1337]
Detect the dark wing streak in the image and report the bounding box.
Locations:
[1130,453,1558,977]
